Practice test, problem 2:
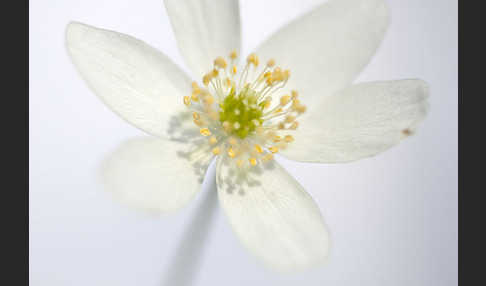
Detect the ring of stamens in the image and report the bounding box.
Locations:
[182,51,306,168]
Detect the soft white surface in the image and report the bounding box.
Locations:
[66,22,191,139]
[216,156,329,271]
[30,0,458,285]
[164,0,241,79]
[256,0,389,107]
[284,80,429,163]
[101,137,212,213]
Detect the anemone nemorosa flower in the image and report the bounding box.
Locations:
[66,0,429,272]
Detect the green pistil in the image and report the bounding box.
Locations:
[219,86,264,139]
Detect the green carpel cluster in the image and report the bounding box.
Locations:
[219,87,264,139]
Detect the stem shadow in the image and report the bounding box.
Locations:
[160,165,219,286]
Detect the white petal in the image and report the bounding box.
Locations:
[164,0,241,78]
[282,80,429,163]
[66,22,192,138]
[255,0,389,107]
[101,137,213,212]
[216,156,330,271]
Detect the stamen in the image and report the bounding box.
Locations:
[229,50,238,60]
[284,135,294,143]
[209,136,218,145]
[183,96,191,106]
[228,147,236,158]
[262,153,274,162]
[200,128,211,136]
[269,146,279,153]
[214,57,227,69]
[254,144,263,153]
[267,59,275,67]
[182,52,305,168]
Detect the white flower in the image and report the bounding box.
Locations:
[66,0,429,272]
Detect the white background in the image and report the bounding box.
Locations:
[29,0,458,285]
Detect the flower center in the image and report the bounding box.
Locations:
[219,87,264,139]
[182,51,306,168]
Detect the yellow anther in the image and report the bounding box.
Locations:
[263,71,272,79]
[266,76,274,86]
[267,59,275,67]
[203,74,211,86]
[262,153,274,162]
[228,147,236,158]
[192,87,201,95]
[280,95,291,106]
[285,115,296,123]
[269,146,279,153]
[236,159,244,167]
[295,104,307,114]
[191,87,200,101]
[263,100,272,109]
[229,50,238,60]
[247,53,259,66]
[200,128,211,136]
[292,98,301,108]
[209,136,218,145]
[232,65,237,74]
[183,96,191,106]
[191,81,199,89]
[278,122,286,130]
[272,67,283,81]
[284,135,294,143]
[225,78,232,87]
[273,108,283,114]
[254,144,263,153]
[212,147,221,155]
[291,90,299,99]
[273,135,282,142]
[249,157,258,166]
[192,112,200,120]
[289,121,299,130]
[214,57,227,69]
[211,69,219,77]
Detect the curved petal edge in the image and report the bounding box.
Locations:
[216,156,330,272]
[66,21,192,139]
[282,79,430,163]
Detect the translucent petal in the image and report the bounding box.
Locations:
[66,22,192,138]
[216,156,330,271]
[282,80,429,163]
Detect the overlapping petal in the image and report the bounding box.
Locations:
[66,22,192,139]
[256,0,389,107]
[101,137,212,212]
[281,80,429,163]
[164,0,241,78]
[216,156,330,271]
